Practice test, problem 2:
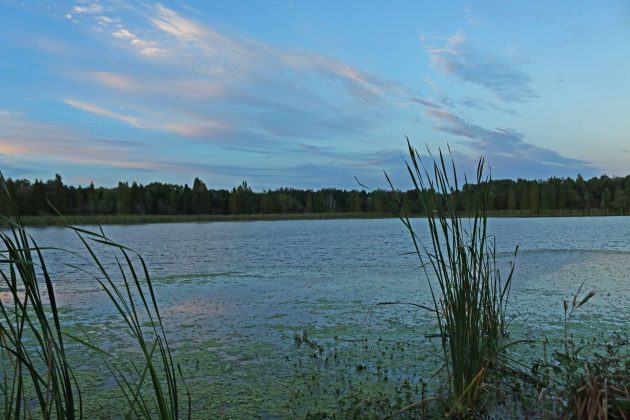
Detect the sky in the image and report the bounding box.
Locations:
[0,1,629,189]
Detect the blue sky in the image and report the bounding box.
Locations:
[0,1,628,189]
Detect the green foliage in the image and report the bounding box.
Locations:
[0,217,78,419]
[288,329,439,419]
[388,140,516,414]
[191,178,210,214]
[528,286,630,418]
[3,171,630,219]
[0,176,190,419]
[64,225,190,419]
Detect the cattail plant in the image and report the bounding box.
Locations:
[387,139,517,413]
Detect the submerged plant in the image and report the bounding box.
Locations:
[387,140,517,413]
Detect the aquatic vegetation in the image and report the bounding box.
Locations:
[1,164,629,418]
[525,285,630,418]
[386,140,517,414]
[0,209,189,418]
[0,217,79,418]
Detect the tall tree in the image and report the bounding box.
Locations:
[116,182,131,215]
[191,177,210,214]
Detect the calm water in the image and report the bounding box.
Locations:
[30,216,630,323]
[19,217,630,415]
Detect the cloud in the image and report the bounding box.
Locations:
[64,98,143,128]
[111,28,166,56]
[63,3,413,153]
[441,96,518,116]
[0,110,411,189]
[0,113,247,184]
[162,122,226,137]
[255,108,371,139]
[411,97,441,109]
[414,101,596,178]
[172,150,409,190]
[95,15,114,26]
[69,3,413,149]
[151,4,206,41]
[0,143,28,155]
[0,113,167,172]
[139,4,407,101]
[64,98,228,137]
[414,32,595,178]
[94,71,137,91]
[424,32,537,102]
[72,3,103,14]
[92,71,224,98]
[52,3,595,186]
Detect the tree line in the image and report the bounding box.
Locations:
[1,173,630,217]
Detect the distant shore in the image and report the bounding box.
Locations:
[3,209,629,227]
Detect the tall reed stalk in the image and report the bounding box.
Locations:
[387,140,516,412]
[65,224,190,419]
[0,175,189,419]
[0,218,79,419]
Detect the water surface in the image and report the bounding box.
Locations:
[23,216,630,415]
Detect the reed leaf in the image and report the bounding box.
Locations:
[0,174,189,419]
[389,139,517,412]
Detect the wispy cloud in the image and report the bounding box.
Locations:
[0,112,166,172]
[0,110,410,189]
[162,122,226,137]
[32,2,600,185]
[423,32,537,103]
[66,2,105,21]
[64,98,143,128]
[92,71,224,98]
[0,143,28,155]
[414,101,595,177]
[111,27,166,56]
[94,71,138,91]
[0,112,250,185]
[72,3,103,15]
[64,97,228,138]
[114,4,406,101]
[62,3,413,151]
[441,95,518,116]
[150,4,206,41]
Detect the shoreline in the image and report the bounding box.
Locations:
[4,209,630,227]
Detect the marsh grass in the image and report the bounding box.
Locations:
[65,224,190,419]
[0,217,79,419]
[8,212,394,228]
[0,175,189,419]
[387,140,517,414]
[7,209,629,228]
[527,284,630,418]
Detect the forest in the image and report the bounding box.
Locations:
[1,173,630,217]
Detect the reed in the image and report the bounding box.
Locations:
[0,174,189,419]
[4,210,627,229]
[0,217,79,418]
[63,224,190,419]
[6,212,394,227]
[387,140,516,413]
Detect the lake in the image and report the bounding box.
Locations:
[22,216,630,416]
